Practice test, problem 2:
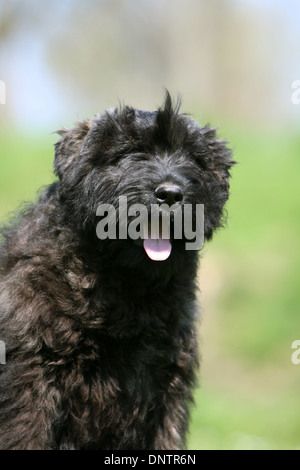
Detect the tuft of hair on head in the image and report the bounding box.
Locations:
[158,89,182,118]
[154,90,185,150]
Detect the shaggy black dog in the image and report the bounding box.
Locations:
[0,93,234,450]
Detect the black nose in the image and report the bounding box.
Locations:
[155,184,184,206]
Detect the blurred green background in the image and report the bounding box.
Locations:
[0,0,300,450]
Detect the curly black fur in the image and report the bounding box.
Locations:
[0,93,234,450]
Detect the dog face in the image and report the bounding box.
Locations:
[54,93,234,267]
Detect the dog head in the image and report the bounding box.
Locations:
[54,92,234,268]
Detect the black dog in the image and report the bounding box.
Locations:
[0,93,234,450]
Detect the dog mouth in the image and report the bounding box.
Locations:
[142,217,172,262]
[143,238,172,261]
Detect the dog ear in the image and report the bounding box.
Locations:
[201,125,234,189]
[54,120,91,180]
[198,125,235,240]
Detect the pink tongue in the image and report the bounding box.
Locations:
[143,238,172,261]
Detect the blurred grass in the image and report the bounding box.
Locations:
[0,125,300,450]
[188,125,300,450]
[0,132,55,221]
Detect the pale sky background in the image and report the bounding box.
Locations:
[0,0,299,132]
